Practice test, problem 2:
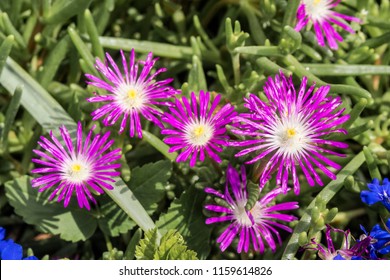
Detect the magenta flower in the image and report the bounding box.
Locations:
[295,0,361,50]
[231,71,349,194]
[85,49,178,138]
[161,91,236,167]
[204,165,298,253]
[31,122,121,210]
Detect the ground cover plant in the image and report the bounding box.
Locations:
[0,0,390,260]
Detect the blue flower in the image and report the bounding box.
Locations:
[360,178,390,211]
[0,227,38,260]
[360,219,390,259]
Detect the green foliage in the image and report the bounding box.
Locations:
[102,248,124,260]
[4,166,168,241]
[1,85,22,150]
[5,176,97,242]
[135,228,198,260]
[97,196,136,238]
[128,159,172,214]
[156,187,212,259]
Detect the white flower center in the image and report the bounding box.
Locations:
[302,0,332,21]
[249,202,265,224]
[268,113,311,157]
[233,199,252,227]
[115,84,147,112]
[184,119,214,147]
[62,158,91,183]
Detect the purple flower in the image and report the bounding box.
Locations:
[0,227,38,260]
[161,91,236,167]
[361,178,390,211]
[294,0,361,50]
[204,164,298,253]
[86,49,178,138]
[31,122,122,210]
[231,71,349,194]
[304,225,372,260]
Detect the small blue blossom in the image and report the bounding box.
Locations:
[360,218,390,259]
[0,227,38,260]
[361,178,390,211]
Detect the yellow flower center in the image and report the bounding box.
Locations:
[185,122,214,147]
[194,126,205,137]
[127,89,137,99]
[287,128,297,138]
[314,0,321,4]
[71,163,82,172]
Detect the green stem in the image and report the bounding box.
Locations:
[256,57,292,76]
[2,85,22,150]
[281,54,372,101]
[228,51,240,86]
[84,9,105,60]
[235,46,283,57]
[103,231,113,252]
[302,64,390,76]
[361,31,390,48]
[142,130,177,162]
[282,0,300,27]
[68,26,99,77]
[99,36,220,63]
[240,2,266,45]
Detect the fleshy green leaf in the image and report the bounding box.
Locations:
[142,130,177,161]
[188,55,207,92]
[43,0,92,24]
[36,35,71,88]
[4,176,97,242]
[1,85,22,150]
[0,35,14,76]
[156,187,212,259]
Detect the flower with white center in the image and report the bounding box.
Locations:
[85,49,179,138]
[295,0,361,50]
[231,71,350,195]
[204,165,298,253]
[31,122,121,210]
[161,91,236,167]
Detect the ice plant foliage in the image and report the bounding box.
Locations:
[231,72,349,194]
[360,178,390,211]
[31,122,122,210]
[161,91,236,167]
[85,49,178,138]
[204,165,298,253]
[303,225,373,260]
[295,0,361,50]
